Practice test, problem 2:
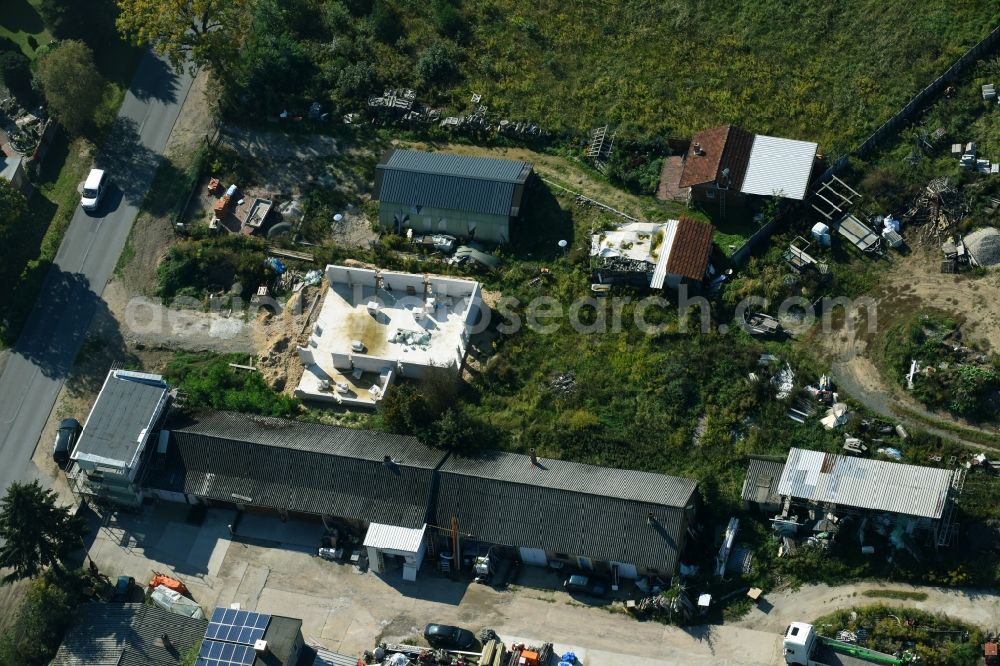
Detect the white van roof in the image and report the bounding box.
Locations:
[84,168,105,189]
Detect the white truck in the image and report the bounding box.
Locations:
[783,622,908,666]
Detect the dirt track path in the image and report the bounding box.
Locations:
[735,581,1000,634]
[809,246,1000,447]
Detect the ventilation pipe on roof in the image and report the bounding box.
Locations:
[530,449,538,467]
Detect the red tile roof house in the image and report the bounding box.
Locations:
[678,125,818,209]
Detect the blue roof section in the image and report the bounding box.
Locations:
[375,149,532,217]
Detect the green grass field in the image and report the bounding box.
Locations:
[455,1,999,154]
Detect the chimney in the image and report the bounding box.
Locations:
[160,634,171,650]
[530,449,538,467]
[693,142,705,156]
[254,639,268,657]
[647,512,656,526]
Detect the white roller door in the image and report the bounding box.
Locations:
[518,547,548,566]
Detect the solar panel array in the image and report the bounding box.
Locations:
[197,641,257,666]
[196,608,272,666]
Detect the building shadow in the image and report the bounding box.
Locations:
[372,568,469,606]
[511,178,574,260]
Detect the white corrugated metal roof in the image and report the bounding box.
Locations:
[739,135,817,200]
[650,219,679,289]
[363,522,426,553]
[777,448,953,519]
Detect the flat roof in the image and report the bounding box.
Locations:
[777,448,954,519]
[363,522,426,554]
[73,370,170,468]
[739,135,817,200]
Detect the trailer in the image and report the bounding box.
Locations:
[783,622,909,666]
[836,214,882,254]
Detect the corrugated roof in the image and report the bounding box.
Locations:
[678,125,754,190]
[363,522,426,553]
[73,370,170,467]
[311,645,360,666]
[52,603,207,666]
[741,458,786,505]
[148,412,446,528]
[740,135,818,200]
[440,450,697,506]
[434,451,697,573]
[374,149,532,217]
[777,448,954,519]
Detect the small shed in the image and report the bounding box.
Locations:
[364,522,428,581]
[741,457,786,514]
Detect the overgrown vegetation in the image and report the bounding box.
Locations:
[862,589,929,601]
[157,233,273,302]
[117,0,1000,156]
[879,313,1000,420]
[812,604,981,666]
[164,353,300,417]
[0,573,87,666]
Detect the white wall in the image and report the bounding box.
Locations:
[327,266,377,287]
[382,271,425,294]
[330,352,352,370]
[297,346,315,365]
[351,353,395,373]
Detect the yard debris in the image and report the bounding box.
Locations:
[820,402,851,430]
[549,372,576,395]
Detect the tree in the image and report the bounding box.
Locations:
[0,481,88,584]
[35,40,106,136]
[434,407,478,453]
[116,0,254,76]
[0,50,32,98]
[236,0,312,117]
[0,179,28,247]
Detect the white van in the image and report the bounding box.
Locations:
[81,168,107,211]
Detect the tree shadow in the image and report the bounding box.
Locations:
[95,116,163,207]
[0,0,45,35]
[64,297,140,399]
[13,268,99,381]
[127,51,181,104]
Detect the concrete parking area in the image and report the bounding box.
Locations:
[84,503,783,665]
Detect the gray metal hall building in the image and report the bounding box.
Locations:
[373,148,533,244]
[145,411,698,581]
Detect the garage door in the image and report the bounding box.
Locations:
[610,561,638,579]
[518,547,548,567]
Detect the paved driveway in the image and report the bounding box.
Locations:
[85,505,783,665]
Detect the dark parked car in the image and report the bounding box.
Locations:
[563,573,607,597]
[53,418,81,468]
[423,623,478,650]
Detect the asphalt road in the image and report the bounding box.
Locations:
[0,51,193,496]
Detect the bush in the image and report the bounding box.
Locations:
[415,42,458,85]
[431,0,464,38]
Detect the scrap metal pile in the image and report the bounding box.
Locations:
[367,89,547,138]
[0,98,47,155]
